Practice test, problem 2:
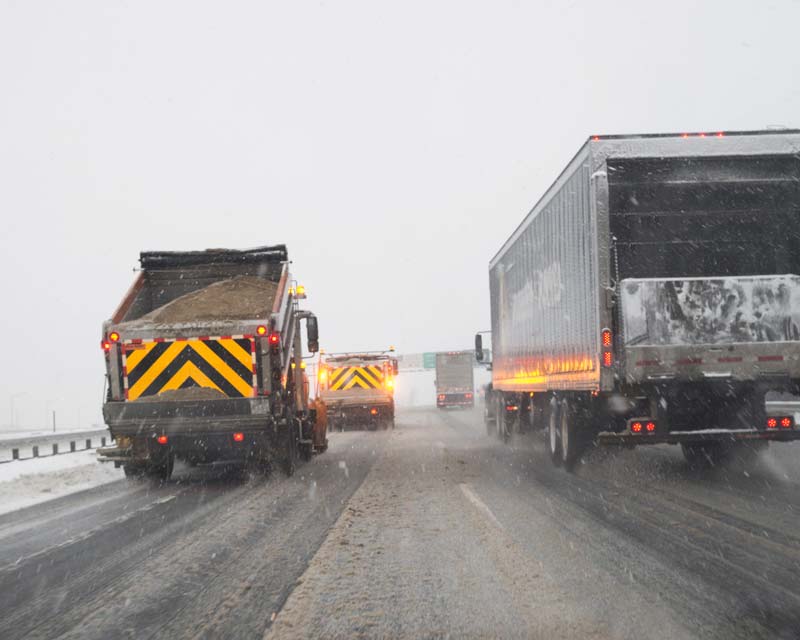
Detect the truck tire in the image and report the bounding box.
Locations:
[547,397,562,466]
[559,397,585,472]
[122,464,142,479]
[486,402,497,436]
[145,453,174,482]
[281,426,297,476]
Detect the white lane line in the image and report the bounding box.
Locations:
[459,483,504,531]
[0,494,179,573]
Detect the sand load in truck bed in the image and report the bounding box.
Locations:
[122,276,278,326]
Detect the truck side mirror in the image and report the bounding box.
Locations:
[475,334,483,362]
[306,315,319,353]
[392,359,399,376]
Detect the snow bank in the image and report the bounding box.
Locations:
[0,450,124,515]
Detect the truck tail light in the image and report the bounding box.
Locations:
[466,393,473,399]
[777,416,794,429]
[156,435,168,445]
[268,332,280,346]
[233,432,245,442]
[256,325,267,336]
[109,331,120,342]
[601,328,613,367]
[646,421,656,433]
[101,340,112,352]
[370,408,378,416]
[438,394,445,401]
[767,417,778,429]
[631,421,643,433]
[505,404,519,412]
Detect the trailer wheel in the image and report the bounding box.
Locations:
[547,397,562,466]
[559,397,584,471]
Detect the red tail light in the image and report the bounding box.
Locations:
[465,393,473,399]
[645,421,656,433]
[156,435,168,445]
[631,421,643,433]
[601,329,612,347]
[780,416,794,429]
[268,332,280,346]
[766,417,778,429]
[505,405,519,412]
[233,432,245,442]
[370,408,378,416]
[438,394,445,401]
[602,351,613,367]
[101,340,112,352]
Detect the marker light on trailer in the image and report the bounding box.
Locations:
[233,432,245,442]
[156,435,168,445]
[256,325,267,336]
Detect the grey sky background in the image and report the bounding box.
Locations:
[2,1,799,429]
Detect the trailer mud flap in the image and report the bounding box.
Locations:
[123,337,256,400]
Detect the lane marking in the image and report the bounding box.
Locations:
[459,483,504,531]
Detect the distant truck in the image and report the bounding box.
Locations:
[318,351,398,430]
[435,351,474,408]
[97,245,324,480]
[476,130,800,469]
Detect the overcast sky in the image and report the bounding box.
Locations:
[2,0,799,429]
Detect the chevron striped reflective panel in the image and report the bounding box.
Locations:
[328,365,384,391]
[122,337,256,400]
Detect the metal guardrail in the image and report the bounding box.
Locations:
[0,437,113,465]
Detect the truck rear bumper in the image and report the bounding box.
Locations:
[436,393,474,408]
[597,429,800,446]
[103,397,273,436]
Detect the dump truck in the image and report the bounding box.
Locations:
[97,245,324,479]
[435,351,475,408]
[318,350,398,430]
[476,130,800,469]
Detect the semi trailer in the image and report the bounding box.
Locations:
[97,245,324,480]
[476,130,800,469]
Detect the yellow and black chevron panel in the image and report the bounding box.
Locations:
[328,365,384,391]
[123,337,256,401]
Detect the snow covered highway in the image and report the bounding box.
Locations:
[1,408,799,639]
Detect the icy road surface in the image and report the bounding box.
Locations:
[1,409,799,639]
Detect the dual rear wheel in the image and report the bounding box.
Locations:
[547,396,586,471]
